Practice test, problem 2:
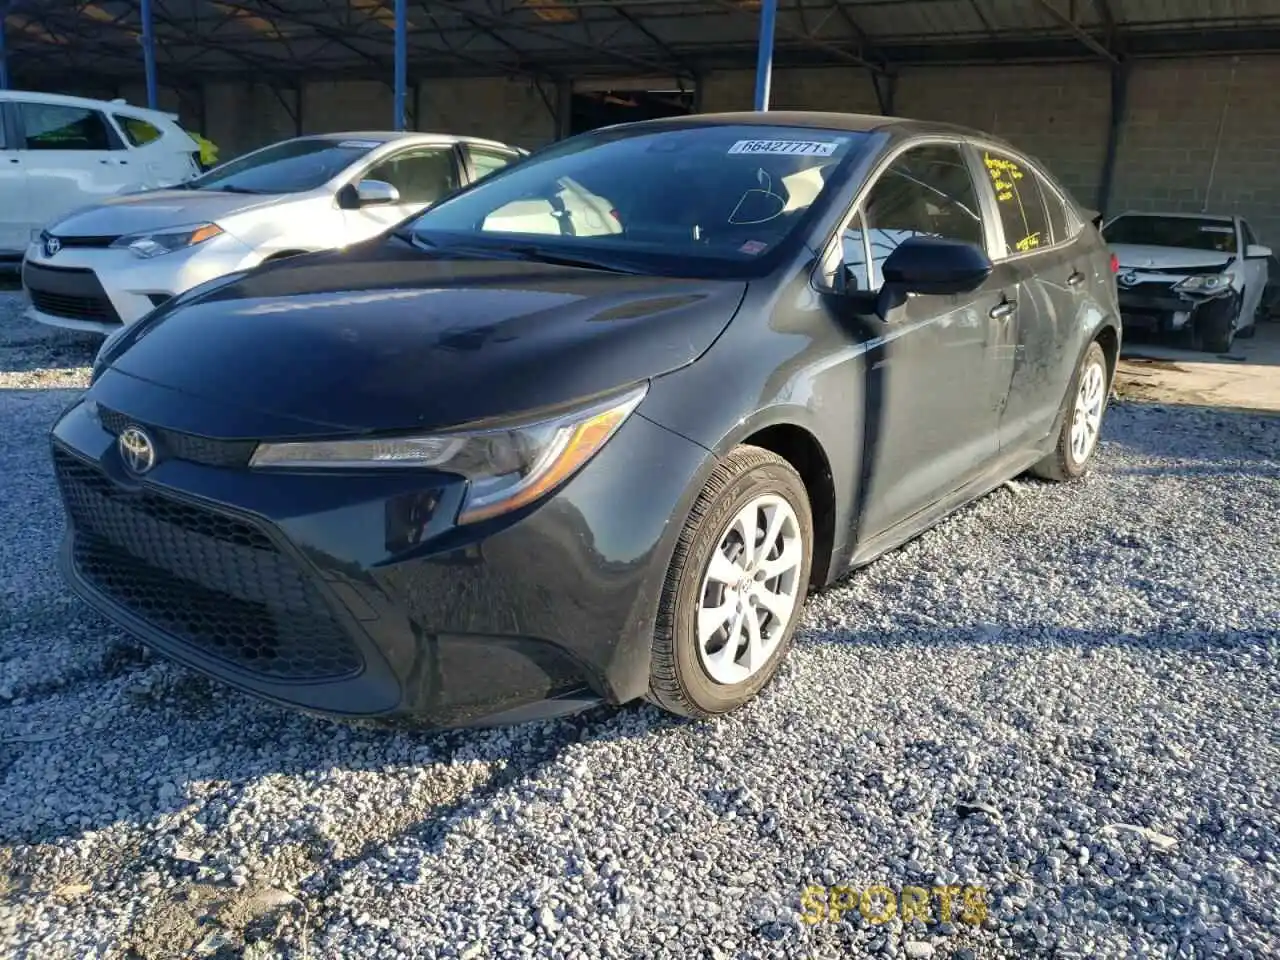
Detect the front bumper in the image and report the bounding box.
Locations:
[1116,280,1232,333]
[49,382,713,728]
[20,235,258,334]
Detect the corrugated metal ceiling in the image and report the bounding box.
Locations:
[4,0,1280,83]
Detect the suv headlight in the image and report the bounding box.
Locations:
[249,384,648,525]
[1174,273,1234,293]
[111,222,223,259]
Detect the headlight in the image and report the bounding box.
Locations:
[249,384,648,524]
[1174,273,1234,293]
[111,222,223,259]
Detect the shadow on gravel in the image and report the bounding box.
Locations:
[0,679,683,847]
[1098,400,1278,463]
[0,337,98,376]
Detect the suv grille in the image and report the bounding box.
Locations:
[97,406,256,469]
[54,448,363,682]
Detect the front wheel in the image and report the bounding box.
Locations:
[648,445,813,719]
[1030,340,1110,482]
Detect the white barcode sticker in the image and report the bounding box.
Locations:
[728,139,838,157]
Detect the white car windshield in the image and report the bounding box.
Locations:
[409,124,870,277]
[1103,215,1237,253]
[187,137,379,195]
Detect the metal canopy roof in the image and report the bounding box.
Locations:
[5,0,1280,86]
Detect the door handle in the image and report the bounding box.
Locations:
[989,299,1016,320]
[1066,270,1085,287]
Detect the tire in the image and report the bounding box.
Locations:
[1030,340,1110,483]
[1197,294,1241,353]
[648,445,813,719]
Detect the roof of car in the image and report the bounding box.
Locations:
[299,131,524,152]
[0,88,178,122]
[617,110,994,142]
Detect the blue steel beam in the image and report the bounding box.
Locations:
[0,2,8,90]
[393,0,407,129]
[753,0,778,110]
[140,0,158,108]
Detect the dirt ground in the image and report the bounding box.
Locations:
[1115,318,1280,414]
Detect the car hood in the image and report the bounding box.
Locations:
[1109,243,1233,272]
[102,244,748,436]
[49,189,292,238]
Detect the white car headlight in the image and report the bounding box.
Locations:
[111,222,224,259]
[1174,273,1234,293]
[249,384,648,525]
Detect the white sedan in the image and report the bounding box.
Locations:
[19,131,525,333]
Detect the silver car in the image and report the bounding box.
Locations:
[19,131,526,333]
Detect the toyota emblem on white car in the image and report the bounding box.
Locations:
[43,235,61,258]
[118,426,157,475]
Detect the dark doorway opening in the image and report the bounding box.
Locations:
[568,87,695,135]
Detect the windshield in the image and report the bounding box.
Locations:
[1103,215,1237,253]
[188,137,379,194]
[408,124,870,276]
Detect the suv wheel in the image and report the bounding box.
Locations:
[648,445,813,719]
[1031,340,1110,482]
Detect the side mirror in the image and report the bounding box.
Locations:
[880,236,994,296]
[1246,243,1273,259]
[337,179,401,209]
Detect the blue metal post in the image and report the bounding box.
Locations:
[140,0,158,109]
[0,2,9,90]
[393,0,407,130]
[753,0,778,110]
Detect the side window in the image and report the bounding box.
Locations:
[839,209,871,292]
[861,143,986,289]
[1036,173,1073,246]
[982,147,1051,256]
[364,147,460,205]
[469,147,518,182]
[115,115,163,147]
[19,103,114,151]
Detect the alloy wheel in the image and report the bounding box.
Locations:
[696,493,804,686]
[1070,359,1107,464]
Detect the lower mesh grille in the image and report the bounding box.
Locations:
[54,448,362,682]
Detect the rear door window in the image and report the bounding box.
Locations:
[981,147,1052,256]
[19,102,115,151]
[468,146,519,182]
[115,115,164,147]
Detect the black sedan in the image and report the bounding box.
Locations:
[52,111,1121,729]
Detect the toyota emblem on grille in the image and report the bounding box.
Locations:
[118,426,157,475]
[1117,270,1139,287]
[43,235,61,258]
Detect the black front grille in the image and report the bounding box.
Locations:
[46,232,120,249]
[30,288,120,324]
[23,263,121,325]
[97,406,257,469]
[54,448,362,682]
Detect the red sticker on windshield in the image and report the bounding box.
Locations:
[739,240,769,255]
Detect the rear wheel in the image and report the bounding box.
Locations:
[1031,340,1110,482]
[648,445,813,719]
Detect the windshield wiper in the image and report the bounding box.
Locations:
[207,185,261,195]
[399,233,641,274]
[484,243,642,275]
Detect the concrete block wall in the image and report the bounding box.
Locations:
[65,54,1279,243]
[1109,57,1280,243]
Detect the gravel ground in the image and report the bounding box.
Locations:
[2,291,1278,960]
